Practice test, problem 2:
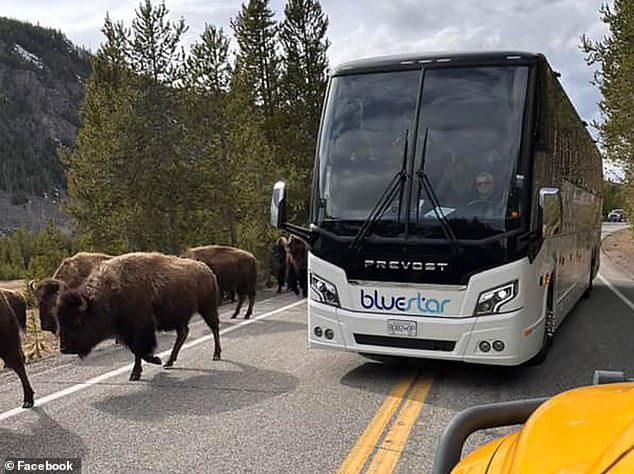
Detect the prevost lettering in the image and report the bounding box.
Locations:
[364,260,449,272]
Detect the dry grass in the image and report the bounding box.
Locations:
[1,279,26,291]
[0,281,59,368]
[20,308,60,363]
[602,228,634,281]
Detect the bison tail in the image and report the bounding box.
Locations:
[210,271,221,308]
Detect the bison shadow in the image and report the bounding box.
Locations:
[0,408,86,459]
[92,361,299,422]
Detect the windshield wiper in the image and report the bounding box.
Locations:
[349,129,409,252]
[415,128,458,244]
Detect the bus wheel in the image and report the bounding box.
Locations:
[524,330,552,367]
[523,285,555,367]
[582,258,594,299]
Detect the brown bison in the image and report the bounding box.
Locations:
[271,236,288,293]
[287,236,308,297]
[55,252,222,381]
[0,288,34,408]
[181,245,257,319]
[29,251,112,334]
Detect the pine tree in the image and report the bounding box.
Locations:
[582,0,634,164]
[279,0,330,223]
[62,1,191,254]
[225,71,278,281]
[60,16,136,253]
[230,0,281,151]
[582,0,634,230]
[183,25,239,246]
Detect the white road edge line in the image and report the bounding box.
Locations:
[598,274,634,312]
[0,299,306,422]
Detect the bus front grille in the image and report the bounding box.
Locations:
[353,334,456,352]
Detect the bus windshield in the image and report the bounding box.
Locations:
[314,65,530,241]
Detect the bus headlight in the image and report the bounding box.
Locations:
[310,273,340,307]
[474,280,518,316]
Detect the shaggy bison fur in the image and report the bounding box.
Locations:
[271,237,288,293]
[29,251,112,334]
[0,288,34,408]
[55,252,222,381]
[287,236,308,297]
[181,245,257,319]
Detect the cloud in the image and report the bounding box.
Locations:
[3,0,613,128]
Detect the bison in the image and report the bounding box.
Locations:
[181,245,257,319]
[55,252,222,381]
[0,288,34,408]
[287,236,308,297]
[271,237,288,293]
[29,251,112,334]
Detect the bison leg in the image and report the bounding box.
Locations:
[199,307,222,361]
[164,326,189,368]
[287,267,299,295]
[143,354,162,365]
[244,292,255,319]
[230,293,246,319]
[128,328,159,381]
[276,269,285,293]
[130,355,143,381]
[5,351,35,409]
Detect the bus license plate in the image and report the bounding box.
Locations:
[387,320,417,337]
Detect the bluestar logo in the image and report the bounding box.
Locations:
[360,289,450,314]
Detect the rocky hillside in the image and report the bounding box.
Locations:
[0,17,91,234]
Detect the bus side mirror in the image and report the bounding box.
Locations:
[271,181,287,228]
[539,187,562,238]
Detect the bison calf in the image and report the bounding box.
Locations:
[29,251,112,334]
[181,245,257,319]
[0,288,34,408]
[55,252,222,381]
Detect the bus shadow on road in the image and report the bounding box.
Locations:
[339,282,634,410]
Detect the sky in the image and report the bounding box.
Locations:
[2,0,623,179]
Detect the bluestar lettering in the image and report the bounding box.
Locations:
[360,289,450,314]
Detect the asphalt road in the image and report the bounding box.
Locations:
[0,223,632,474]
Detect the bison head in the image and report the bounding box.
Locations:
[56,290,104,358]
[30,278,67,334]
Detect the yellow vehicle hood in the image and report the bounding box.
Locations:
[453,382,634,473]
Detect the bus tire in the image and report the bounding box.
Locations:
[523,282,555,367]
[523,331,552,367]
[582,258,595,299]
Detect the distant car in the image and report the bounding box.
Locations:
[607,209,626,222]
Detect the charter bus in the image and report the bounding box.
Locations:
[271,50,603,366]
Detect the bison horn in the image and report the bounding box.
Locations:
[78,296,89,312]
[28,279,37,291]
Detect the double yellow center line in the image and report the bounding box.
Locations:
[336,371,433,474]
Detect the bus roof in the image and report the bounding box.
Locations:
[331,50,544,75]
